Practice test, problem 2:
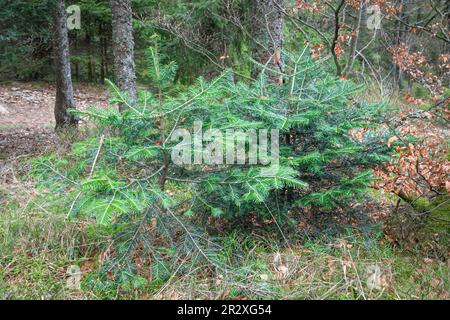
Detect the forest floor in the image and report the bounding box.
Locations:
[0,82,108,161]
[0,82,448,300]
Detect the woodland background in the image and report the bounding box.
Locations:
[0,0,449,300]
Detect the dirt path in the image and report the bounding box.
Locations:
[0,82,108,161]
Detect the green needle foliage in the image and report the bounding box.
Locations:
[28,40,394,292]
[31,42,391,227]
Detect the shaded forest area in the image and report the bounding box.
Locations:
[0,0,449,300]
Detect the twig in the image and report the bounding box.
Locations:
[66,134,105,218]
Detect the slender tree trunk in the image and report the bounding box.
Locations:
[104,36,109,79]
[86,33,94,82]
[342,1,364,77]
[445,0,450,61]
[53,0,77,129]
[74,31,79,81]
[250,0,285,82]
[331,0,345,77]
[100,47,105,83]
[393,0,405,90]
[100,24,105,84]
[110,0,137,110]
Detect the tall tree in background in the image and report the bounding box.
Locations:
[110,0,136,110]
[393,0,406,90]
[251,0,285,82]
[342,0,364,78]
[54,0,78,129]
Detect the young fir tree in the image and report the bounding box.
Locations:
[32,42,391,227]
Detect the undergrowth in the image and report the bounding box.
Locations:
[1,189,448,300]
[1,44,448,300]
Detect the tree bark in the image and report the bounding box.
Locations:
[342,1,364,77]
[53,0,78,129]
[110,0,137,110]
[393,0,405,90]
[100,24,106,84]
[331,0,345,77]
[86,33,94,82]
[74,31,79,81]
[250,0,285,82]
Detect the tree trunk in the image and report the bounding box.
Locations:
[86,33,94,82]
[331,0,346,77]
[393,0,405,90]
[53,0,78,129]
[100,24,105,84]
[74,32,80,82]
[250,0,285,82]
[342,1,364,77]
[110,0,137,110]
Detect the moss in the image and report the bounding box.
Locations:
[405,195,449,236]
[426,195,450,235]
[410,197,432,213]
[443,87,450,99]
[412,83,431,100]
